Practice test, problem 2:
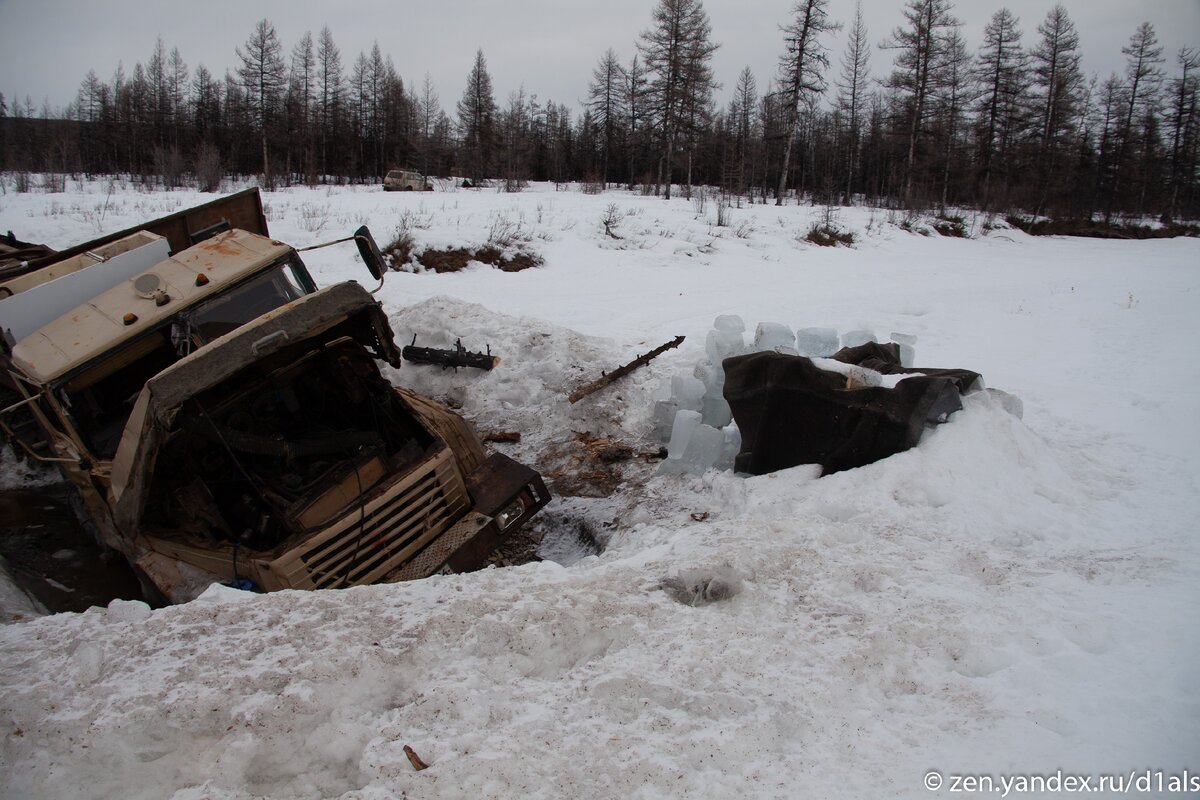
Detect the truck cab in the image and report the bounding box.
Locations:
[1,192,548,603]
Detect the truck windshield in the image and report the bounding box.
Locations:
[188,259,308,344]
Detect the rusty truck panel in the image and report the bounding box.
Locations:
[0,188,269,285]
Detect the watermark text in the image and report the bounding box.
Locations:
[923,769,1198,796]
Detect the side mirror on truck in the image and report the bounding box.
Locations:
[354,226,386,282]
[297,225,388,289]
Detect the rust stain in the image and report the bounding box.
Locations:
[201,237,243,258]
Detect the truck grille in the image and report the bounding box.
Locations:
[263,447,468,589]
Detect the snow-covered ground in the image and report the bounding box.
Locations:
[1,179,1197,799]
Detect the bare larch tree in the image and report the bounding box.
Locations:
[836,0,871,204]
[237,19,287,185]
[638,0,718,199]
[973,8,1026,208]
[775,0,837,205]
[457,49,497,184]
[883,0,961,205]
[1030,4,1083,214]
[588,48,626,186]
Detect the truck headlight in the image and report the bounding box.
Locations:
[494,497,527,531]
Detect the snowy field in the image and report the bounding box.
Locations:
[1,179,1198,798]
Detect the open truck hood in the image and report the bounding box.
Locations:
[109,281,401,536]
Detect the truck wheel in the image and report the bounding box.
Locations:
[130,565,169,607]
[63,483,124,560]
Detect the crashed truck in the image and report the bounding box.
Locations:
[0,189,549,603]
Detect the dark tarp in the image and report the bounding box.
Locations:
[723,347,980,476]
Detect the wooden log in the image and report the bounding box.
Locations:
[403,336,499,370]
[567,335,685,404]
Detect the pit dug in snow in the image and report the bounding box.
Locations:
[724,343,982,476]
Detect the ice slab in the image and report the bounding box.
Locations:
[702,394,732,428]
[653,399,680,442]
[841,329,877,348]
[659,414,728,476]
[796,327,839,357]
[694,360,724,394]
[671,373,706,410]
[715,424,741,471]
[713,314,745,334]
[666,410,703,459]
[890,332,917,366]
[753,322,796,353]
[706,329,744,364]
[681,424,725,473]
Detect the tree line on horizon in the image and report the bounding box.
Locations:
[1,0,1197,222]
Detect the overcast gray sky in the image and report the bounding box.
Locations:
[1,0,1197,117]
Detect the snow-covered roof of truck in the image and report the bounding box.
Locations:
[8,229,293,384]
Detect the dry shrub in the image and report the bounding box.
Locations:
[601,202,623,238]
[381,230,416,271]
[383,209,434,270]
[416,246,542,273]
[486,212,531,248]
[715,198,731,227]
[932,214,968,237]
[153,145,185,189]
[804,223,856,247]
[40,173,65,193]
[1006,216,1200,239]
[193,143,223,192]
[298,202,330,233]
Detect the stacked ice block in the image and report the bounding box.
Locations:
[654,316,918,476]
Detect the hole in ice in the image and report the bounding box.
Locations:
[532,505,605,567]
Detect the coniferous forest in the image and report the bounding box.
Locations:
[2,0,1197,223]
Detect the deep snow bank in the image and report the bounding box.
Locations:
[1,386,1195,798]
